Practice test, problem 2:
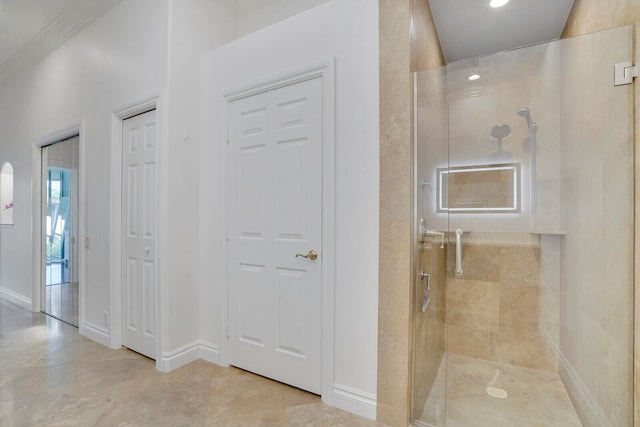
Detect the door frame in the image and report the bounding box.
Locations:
[110,95,165,368]
[32,122,86,329]
[222,59,336,399]
[40,136,80,317]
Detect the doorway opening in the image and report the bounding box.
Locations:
[41,136,80,327]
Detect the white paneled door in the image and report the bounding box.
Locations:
[227,77,323,394]
[122,110,157,359]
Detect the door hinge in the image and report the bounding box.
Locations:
[614,61,638,86]
[226,323,230,338]
[225,226,229,242]
[226,129,230,144]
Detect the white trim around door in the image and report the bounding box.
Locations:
[222,59,336,402]
[110,95,166,370]
[32,121,86,332]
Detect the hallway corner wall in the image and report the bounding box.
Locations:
[378,0,413,424]
[160,0,238,368]
[378,0,445,425]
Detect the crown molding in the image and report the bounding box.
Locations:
[0,0,123,83]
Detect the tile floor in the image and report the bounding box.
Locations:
[0,298,386,427]
[417,353,582,427]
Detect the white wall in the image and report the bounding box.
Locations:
[0,0,170,334]
[0,0,381,419]
[0,0,240,367]
[236,0,331,37]
[161,0,237,365]
[161,0,350,367]
[200,0,379,418]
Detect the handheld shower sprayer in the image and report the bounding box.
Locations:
[517,108,536,131]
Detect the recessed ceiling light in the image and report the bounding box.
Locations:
[468,74,480,81]
[490,0,509,7]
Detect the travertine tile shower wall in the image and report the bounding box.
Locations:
[563,2,640,424]
[556,25,634,427]
[446,240,558,372]
[413,244,447,419]
[377,0,446,422]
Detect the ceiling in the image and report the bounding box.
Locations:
[0,0,576,77]
[0,0,79,65]
[0,0,121,80]
[428,0,576,64]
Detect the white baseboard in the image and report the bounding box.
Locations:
[329,383,377,420]
[559,351,612,427]
[80,321,110,347]
[158,341,221,373]
[157,345,376,420]
[1,291,376,423]
[198,340,221,364]
[0,287,32,310]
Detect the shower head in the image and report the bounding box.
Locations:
[517,107,535,131]
[490,123,511,140]
[489,123,513,161]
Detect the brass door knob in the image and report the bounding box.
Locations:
[295,250,318,260]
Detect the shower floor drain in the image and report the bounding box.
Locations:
[486,387,508,399]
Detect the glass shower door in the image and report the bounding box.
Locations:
[413,24,634,427]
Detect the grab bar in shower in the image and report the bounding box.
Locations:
[455,228,463,277]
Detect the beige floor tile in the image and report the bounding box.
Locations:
[0,298,384,427]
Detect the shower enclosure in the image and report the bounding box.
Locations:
[412,25,634,426]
